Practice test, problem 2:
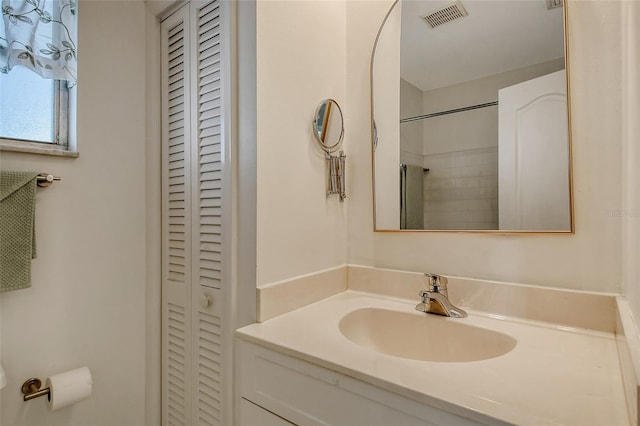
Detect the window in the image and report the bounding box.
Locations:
[0,0,77,155]
[0,65,69,145]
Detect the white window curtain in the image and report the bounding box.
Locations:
[0,0,77,83]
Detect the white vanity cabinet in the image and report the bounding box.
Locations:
[236,339,494,426]
[239,398,294,426]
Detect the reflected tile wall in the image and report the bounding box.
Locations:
[423,146,498,230]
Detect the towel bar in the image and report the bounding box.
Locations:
[36,174,61,188]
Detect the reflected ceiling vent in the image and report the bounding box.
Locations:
[546,0,563,9]
[422,1,468,29]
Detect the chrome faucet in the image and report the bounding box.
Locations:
[416,273,468,318]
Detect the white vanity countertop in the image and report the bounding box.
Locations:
[236,290,629,426]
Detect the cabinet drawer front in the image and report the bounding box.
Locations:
[239,398,295,426]
[237,340,488,426]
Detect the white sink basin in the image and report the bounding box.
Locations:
[339,307,517,362]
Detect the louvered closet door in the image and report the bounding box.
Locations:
[162,6,193,426]
[189,1,231,425]
[161,1,232,425]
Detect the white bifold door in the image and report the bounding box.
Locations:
[161,1,233,425]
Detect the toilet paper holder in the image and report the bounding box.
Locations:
[21,378,50,401]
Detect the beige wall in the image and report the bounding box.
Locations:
[421,58,565,156]
[622,0,640,327]
[372,1,401,230]
[399,79,423,166]
[255,0,348,287]
[0,2,147,425]
[144,4,163,425]
[347,0,624,292]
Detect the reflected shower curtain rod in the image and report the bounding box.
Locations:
[400,163,429,173]
[400,101,498,124]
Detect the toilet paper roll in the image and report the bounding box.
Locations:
[45,367,92,411]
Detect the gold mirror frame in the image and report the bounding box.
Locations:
[370,0,574,234]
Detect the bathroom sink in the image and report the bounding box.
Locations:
[339,307,516,362]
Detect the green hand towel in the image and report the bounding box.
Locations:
[0,171,39,292]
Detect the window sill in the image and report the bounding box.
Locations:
[0,139,79,158]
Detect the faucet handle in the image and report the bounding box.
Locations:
[424,273,448,294]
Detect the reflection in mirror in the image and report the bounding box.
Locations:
[372,0,573,232]
[314,99,344,153]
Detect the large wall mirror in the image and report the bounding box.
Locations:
[371,0,573,233]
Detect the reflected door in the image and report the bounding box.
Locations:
[498,70,571,231]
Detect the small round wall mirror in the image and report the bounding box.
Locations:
[313,99,344,153]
